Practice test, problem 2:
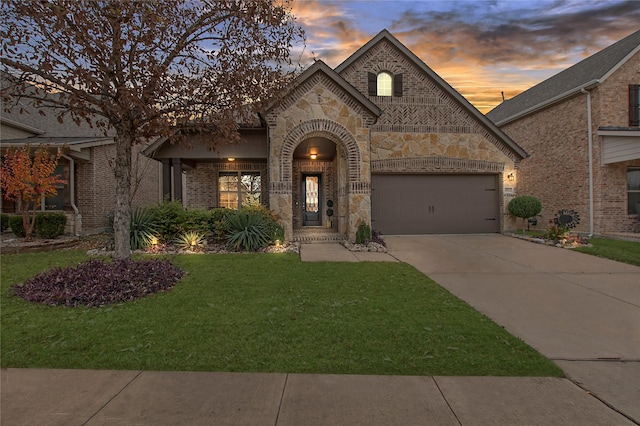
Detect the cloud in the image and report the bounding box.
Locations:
[291,0,639,112]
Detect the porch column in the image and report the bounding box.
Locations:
[161,159,171,201]
[172,158,183,203]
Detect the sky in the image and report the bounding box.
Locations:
[290,0,640,113]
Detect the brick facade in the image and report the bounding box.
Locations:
[498,50,640,234]
[76,143,161,233]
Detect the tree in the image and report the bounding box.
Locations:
[0,145,66,241]
[508,195,542,234]
[1,0,304,259]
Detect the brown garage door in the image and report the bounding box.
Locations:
[371,174,499,234]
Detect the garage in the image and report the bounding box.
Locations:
[371,174,500,234]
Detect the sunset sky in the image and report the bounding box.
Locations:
[290,0,639,113]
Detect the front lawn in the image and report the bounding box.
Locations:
[1,251,562,377]
[574,237,640,266]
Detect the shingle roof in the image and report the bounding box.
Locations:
[487,30,640,125]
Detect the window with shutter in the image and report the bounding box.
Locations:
[393,74,403,97]
[368,72,377,96]
[630,84,640,127]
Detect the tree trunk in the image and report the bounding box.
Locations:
[113,132,133,259]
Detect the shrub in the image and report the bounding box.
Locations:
[508,196,542,234]
[224,211,271,251]
[177,208,213,235]
[35,213,66,238]
[130,207,157,250]
[148,201,185,243]
[1,213,9,232]
[175,230,207,251]
[10,258,185,307]
[355,221,371,245]
[9,215,25,237]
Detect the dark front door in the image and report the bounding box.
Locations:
[303,174,321,226]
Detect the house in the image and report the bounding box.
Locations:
[487,30,640,237]
[144,29,527,241]
[1,92,162,235]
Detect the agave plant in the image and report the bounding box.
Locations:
[175,230,207,252]
[130,207,157,250]
[224,211,271,252]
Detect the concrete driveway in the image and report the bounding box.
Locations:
[386,234,640,423]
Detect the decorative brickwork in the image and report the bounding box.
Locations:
[279,118,360,184]
[372,157,505,173]
[340,39,522,165]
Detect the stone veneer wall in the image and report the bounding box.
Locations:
[265,73,377,240]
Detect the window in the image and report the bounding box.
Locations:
[630,85,639,127]
[377,72,392,96]
[218,171,261,209]
[628,167,640,215]
[368,72,403,97]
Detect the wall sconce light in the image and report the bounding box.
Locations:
[227,157,235,162]
[507,172,515,182]
[310,154,317,160]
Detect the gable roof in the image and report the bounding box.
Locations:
[487,30,640,125]
[268,59,382,118]
[337,30,527,160]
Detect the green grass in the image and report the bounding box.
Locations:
[1,251,563,377]
[575,238,640,266]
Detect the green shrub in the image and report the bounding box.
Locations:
[356,221,371,245]
[148,201,185,243]
[224,211,271,251]
[508,196,542,234]
[9,215,25,237]
[35,213,66,238]
[1,214,9,232]
[130,207,157,250]
[177,209,213,235]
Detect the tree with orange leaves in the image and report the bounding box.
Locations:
[0,145,66,241]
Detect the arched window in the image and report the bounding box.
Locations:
[368,71,403,97]
[377,72,392,96]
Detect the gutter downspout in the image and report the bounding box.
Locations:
[581,88,594,237]
[61,154,80,237]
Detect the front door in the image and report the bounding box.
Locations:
[303,174,321,226]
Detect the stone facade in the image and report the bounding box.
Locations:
[153,30,526,240]
[497,50,640,235]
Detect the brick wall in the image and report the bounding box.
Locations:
[77,142,161,233]
[499,51,640,234]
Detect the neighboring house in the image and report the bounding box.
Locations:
[487,30,640,237]
[145,29,527,241]
[1,94,162,235]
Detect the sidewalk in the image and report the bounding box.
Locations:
[2,238,638,425]
[1,368,633,425]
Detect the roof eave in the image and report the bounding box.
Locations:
[494,79,601,127]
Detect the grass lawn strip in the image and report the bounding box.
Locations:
[1,251,563,377]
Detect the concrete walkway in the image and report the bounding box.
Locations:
[386,234,640,424]
[2,235,639,425]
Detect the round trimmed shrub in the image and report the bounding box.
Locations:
[1,214,9,232]
[508,195,542,219]
[35,213,67,238]
[508,195,542,233]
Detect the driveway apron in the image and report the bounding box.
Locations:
[386,234,640,423]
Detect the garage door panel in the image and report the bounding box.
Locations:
[371,174,499,235]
